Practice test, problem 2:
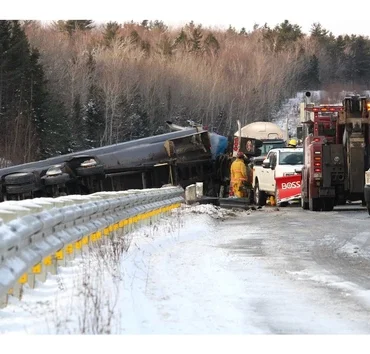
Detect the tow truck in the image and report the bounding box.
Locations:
[300,95,370,211]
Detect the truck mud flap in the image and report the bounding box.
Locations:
[319,188,335,197]
[275,174,301,204]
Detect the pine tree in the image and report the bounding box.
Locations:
[84,84,105,148]
[56,20,94,36]
[0,21,11,121]
[190,26,203,53]
[103,22,120,46]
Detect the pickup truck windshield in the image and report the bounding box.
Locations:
[261,142,286,155]
[279,151,303,165]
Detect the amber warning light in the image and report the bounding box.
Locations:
[310,106,343,112]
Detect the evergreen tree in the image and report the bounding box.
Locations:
[84,84,105,148]
[0,21,11,121]
[0,20,52,162]
[70,94,86,150]
[56,20,94,36]
[121,89,152,141]
[298,54,321,90]
[103,21,120,46]
[190,26,203,53]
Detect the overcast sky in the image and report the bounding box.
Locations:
[4,0,370,37]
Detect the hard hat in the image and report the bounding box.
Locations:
[237,151,244,158]
[288,139,297,147]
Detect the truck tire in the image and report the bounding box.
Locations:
[309,197,322,211]
[367,204,370,215]
[301,197,309,210]
[336,196,346,205]
[4,172,35,185]
[75,164,104,177]
[322,198,334,212]
[42,173,70,186]
[6,183,35,195]
[254,183,266,207]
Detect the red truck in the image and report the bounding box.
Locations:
[300,95,370,211]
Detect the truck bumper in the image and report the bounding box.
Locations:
[364,184,370,203]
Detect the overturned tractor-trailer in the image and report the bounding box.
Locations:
[0,125,220,201]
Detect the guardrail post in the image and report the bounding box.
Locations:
[74,239,83,257]
[36,261,47,283]
[65,244,75,263]
[45,255,58,275]
[27,271,36,289]
[13,279,24,299]
[0,294,8,309]
[56,248,66,267]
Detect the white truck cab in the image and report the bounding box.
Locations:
[252,147,304,206]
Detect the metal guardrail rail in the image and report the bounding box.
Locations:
[0,186,184,308]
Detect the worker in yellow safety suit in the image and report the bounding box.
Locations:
[230,151,248,198]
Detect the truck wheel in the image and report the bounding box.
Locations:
[336,196,346,205]
[254,183,266,207]
[6,183,35,195]
[309,197,322,211]
[75,164,104,177]
[4,172,35,185]
[301,197,309,210]
[322,198,334,212]
[42,173,70,186]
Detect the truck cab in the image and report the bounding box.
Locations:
[252,147,304,206]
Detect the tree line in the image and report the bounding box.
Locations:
[1,19,370,165]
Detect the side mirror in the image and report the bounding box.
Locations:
[295,167,302,174]
[262,159,270,169]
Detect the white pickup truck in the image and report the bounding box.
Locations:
[252,147,304,206]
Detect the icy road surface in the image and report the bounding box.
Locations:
[1,204,370,334]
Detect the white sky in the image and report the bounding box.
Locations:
[3,0,370,37]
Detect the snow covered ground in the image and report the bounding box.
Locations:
[1,204,369,335]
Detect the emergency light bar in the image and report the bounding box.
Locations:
[305,106,343,112]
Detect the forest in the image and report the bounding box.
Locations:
[1,19,370,165]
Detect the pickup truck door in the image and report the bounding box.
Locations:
[264,151,277,193]
[259,151,271,191]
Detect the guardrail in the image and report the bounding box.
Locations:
[0,186,184,308]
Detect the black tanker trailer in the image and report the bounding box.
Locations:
[0,126,218,201]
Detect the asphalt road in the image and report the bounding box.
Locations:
[1,202,370,334]
[219,203,370,332]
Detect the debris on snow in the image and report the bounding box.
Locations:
[178,203,245,219]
